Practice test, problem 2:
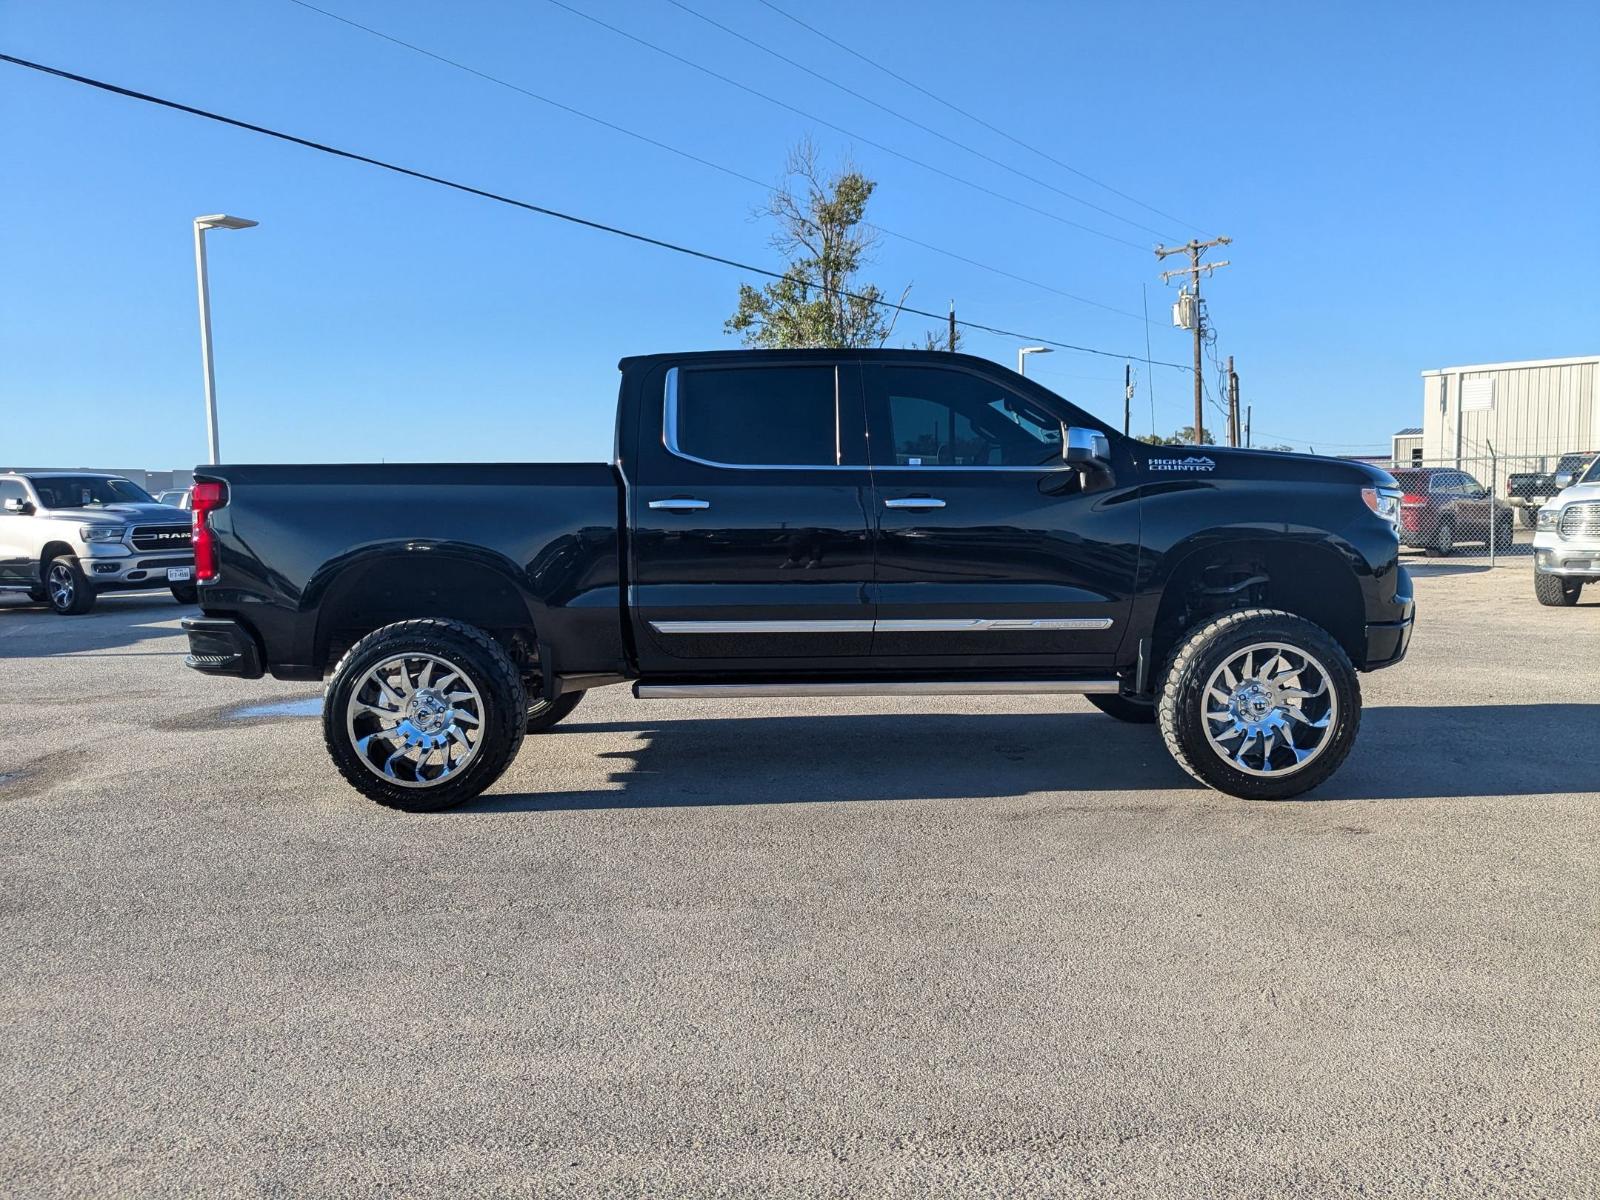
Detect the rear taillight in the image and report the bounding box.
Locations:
[1400,493,1424,532]
[191,480,227,582]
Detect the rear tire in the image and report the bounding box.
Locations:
[1157,608,1361,801]
[170,583,199,605]
[1519,507,1538,529]
[1425,520,1455,557]
[1533,572,1582,607]
[1086,692,1156,724]
[323,618,527,812]
[527,689,584,733]
[44,556,96,614]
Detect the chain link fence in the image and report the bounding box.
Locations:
[1385,454,1572,564]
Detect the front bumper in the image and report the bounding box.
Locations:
[80,545,195,587]
[1533,537,1600,578]
[1363,565,1415,670]
[181,617,264,678]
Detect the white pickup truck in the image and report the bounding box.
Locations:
[0,471,196,614]
[1533,456,1600,605]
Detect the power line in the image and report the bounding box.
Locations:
[663,0,1174,241]
[0,53,1194,371]
[540,0,1151,252]
[753,0,1207,235]
[282,0,1145,322]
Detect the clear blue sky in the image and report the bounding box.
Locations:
[3,0,1597,467]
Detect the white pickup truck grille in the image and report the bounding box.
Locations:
[130,524,193,552]
[1558,502,1600,541]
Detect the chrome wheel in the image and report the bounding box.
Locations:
[344,653,484,789]
[48,562,75,608]
[1202,641,1338,778]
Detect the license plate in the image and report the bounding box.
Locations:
[167,567,192,582]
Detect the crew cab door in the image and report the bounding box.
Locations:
[0,479,35,584]
[628,360,876,673]
[861,362,1138,666]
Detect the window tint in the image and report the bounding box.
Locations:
[674,366,837,466]
[26,475,155,508]
[865,365,1063,467]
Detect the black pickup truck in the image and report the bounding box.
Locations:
[183,349,1413,809]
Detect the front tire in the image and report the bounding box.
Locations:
[1534,572,1582,607]
[44,556,96,614]
[1157,609,1361,801]
[323,618,527,812]
[1425,520,1455,557]
[1086,692,1156,724]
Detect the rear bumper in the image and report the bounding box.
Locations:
[1363,565,1415,671]
[181,616,264,679]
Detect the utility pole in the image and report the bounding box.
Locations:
[1245,404,1252,449]
[1123,363,1132,436]
[1226,355,1239,447]
[948,300,956,352]
[1156,236,1231,444]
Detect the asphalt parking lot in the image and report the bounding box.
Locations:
[3,568,1597,1197]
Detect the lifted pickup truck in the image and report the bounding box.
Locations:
[183,349,1413,809]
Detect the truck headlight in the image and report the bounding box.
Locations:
[80,524,124,542]
[1362,487,1402,530]
[1536,506,1561,530]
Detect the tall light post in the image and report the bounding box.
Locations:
[193,214,258,465]
[1017,346,1052,377]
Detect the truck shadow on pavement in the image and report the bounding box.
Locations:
[0,592,191,658]
[472,702,1600,811]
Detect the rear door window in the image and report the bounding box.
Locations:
[672,366,838,466]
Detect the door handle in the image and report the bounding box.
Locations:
[884,497,946,509]
[648,498,710,511]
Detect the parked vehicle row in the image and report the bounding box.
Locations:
[181,349,1414,809]
[0,472,196,613]
[1533,455,1600,606]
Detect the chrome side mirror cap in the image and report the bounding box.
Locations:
[1063,426,1111,467]
[3,497,30,514]
[1553,471,1574,490]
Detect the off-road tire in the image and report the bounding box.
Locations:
[43,555,96,615]
[1533,572,1582,607]
[170,583,199,605]
[1156,608,1361,801]
[526,690,584,733]
[1086,692,1156,724]
[1425,520,1455,557]
[322,618,527,812]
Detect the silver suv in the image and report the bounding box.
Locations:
[1533,455,1600,606]
[0,472,197,614]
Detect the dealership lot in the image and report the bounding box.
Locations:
[2,569,1596,1197]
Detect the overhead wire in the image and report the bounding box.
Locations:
[0,53,1194,370]
[753,0,1207,235]
[281,0,1146,322]
[538,0,1152,252]
[661,0,1175,241]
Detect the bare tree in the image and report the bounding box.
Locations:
[726,140,910,349]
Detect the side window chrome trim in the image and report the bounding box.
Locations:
[663,365,852,472]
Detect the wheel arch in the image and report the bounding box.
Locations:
[307,543,543,676]
[38,541,76,577]
[1150,534,1369,670]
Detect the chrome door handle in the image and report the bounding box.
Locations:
[884,497,946,509]
[648,498,710,511]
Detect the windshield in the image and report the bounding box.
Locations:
[27,475,155,509]
[1581,457,1600,485]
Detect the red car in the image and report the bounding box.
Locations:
[1394,467,1516,555]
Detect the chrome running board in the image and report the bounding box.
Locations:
[634,679,1119,699]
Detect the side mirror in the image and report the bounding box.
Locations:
[1553,471,1574,490]
[3,497,30,515]
[1063,426,1111,467]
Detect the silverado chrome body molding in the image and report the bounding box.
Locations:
[635,680,1120,698]
[649,617,1114,634]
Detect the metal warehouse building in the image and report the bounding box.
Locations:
[1412,355,1598,465]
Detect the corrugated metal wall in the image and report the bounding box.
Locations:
[1420,359,1597,464]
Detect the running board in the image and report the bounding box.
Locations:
[634,679,1119,699]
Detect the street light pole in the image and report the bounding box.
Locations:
[193,214,258,465]
[1017,346,1052,377]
